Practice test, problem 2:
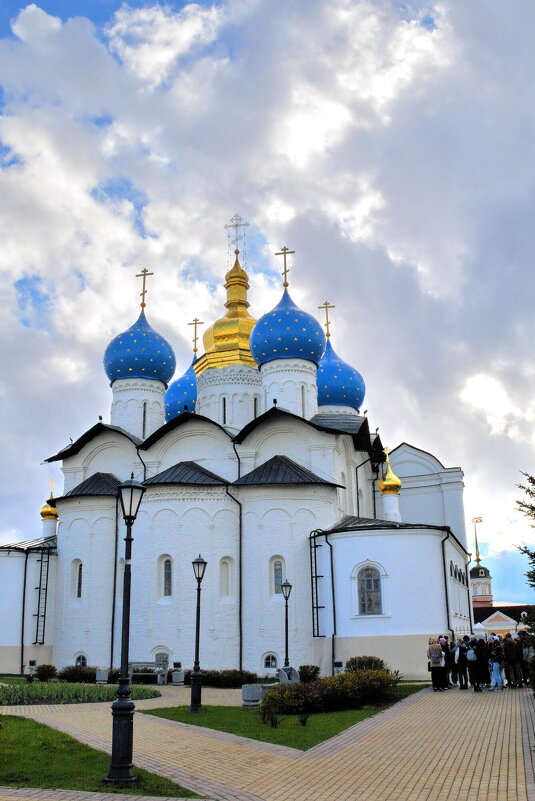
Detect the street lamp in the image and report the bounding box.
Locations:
[105,473,146,784]
[281,579,292,668]
[190,554,207,713]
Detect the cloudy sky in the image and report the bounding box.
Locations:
[0,0,534,603]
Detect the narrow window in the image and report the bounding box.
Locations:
[142,401,147,438]
[163,558,172,597]
[220,559,230,596]
[357,566,382,615]
[75,654,87,667]
[222,396,227,424]
[253,396,258,419]
[264,654,277,668]
[77,563,83,598]
[301,385,306,417]
[273,560,283,594]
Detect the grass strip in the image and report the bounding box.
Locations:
[0,683,161,705]
[0,715,201,797]
[143,683,425,750]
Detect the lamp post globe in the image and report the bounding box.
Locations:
[105,473,145,784]
[281,580,292,668]
[190,554,207,713]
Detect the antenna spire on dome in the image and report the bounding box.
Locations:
[136,268,154,310]
[472,516,483,564]
[318,301,335,338]
[188,317,204,355]
[275,246,295,288]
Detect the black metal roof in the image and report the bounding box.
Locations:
[234,455,340,487]
[60,472,121,499]
[45,423,142,463]
[319,515,450,534]
[473,605,535,624]
[140,412,232,450]
[309,413,366,434]
[145,461,226,486]
[0,535,57,553]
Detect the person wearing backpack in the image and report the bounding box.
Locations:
[455,636,469,689]
[466,638,480,691]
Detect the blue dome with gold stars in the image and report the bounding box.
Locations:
[317,340,365,410]
[104,311,176,386]
[250,290,326,367]
[164,356,197,420]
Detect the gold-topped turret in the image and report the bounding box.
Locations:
[377,448,402,495]
[40,480,58,520]
[194,249,257,375]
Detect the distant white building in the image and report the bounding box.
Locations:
[0,244,473,679]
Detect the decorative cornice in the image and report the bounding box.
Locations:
[112,378,165,396]
[142,487,230,502]
[261,359,317,377]
[197,366,262,390]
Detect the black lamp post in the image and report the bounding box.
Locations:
[105,473,145,784]
[281,579,292,668]
[190,554,207,713]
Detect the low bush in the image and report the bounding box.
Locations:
[182,669,258,688]
[0,682,161,705]
[298,665,320,683]
[345,655,387,672]
[35,664,57,683]
[57,665,98,683]
[260,669,398,717]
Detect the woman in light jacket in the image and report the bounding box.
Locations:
[427,637,445,691]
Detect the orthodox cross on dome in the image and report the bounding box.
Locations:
[318,300,335,338]
[188,317,204,354]
[472,516,483,565]
[48,477,55,499]
[275,246,295,288]
[136,268,154,309]
[225,214,249,249]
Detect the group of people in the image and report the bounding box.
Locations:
[427,631,532,692]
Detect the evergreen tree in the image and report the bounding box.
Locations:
[517,472,535,589]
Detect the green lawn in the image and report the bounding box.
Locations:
[0,715,201,797]
[143,684,425,750]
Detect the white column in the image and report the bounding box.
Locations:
[261,358,318,419]
[382,493,401,522]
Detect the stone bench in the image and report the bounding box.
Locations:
[242,683,278,706]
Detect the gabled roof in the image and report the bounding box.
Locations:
[234,455,340,487]
[0,535,57,553]
[319,515,450,534]
[234,407,381,458]
[145,461,226,486]
[473,605,535,624]
[59,472,121,499]
[45,423,142,463]
[139,411,232,450]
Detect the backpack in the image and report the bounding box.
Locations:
[466,648,477,661]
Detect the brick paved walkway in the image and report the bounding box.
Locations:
[1,685,533,801]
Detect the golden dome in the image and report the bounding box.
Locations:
[194,250,258,375]
[377,450,402,495]
[40,495,58,520]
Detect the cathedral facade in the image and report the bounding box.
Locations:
[0,244,473,680]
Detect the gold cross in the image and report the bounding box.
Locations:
[48,478,55,499]
[136,268,154,309]
[318,301,335,338]
[188,318,204,354]
[275,247,295,288]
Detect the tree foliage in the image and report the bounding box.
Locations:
[517,472,535,589]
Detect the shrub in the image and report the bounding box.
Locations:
[182,669,258,688]
[260,669,398,717]
[345,655,387,672]
[0,682,161,705]
[57,665,97,683]
[35,664,57,683]
[298,665,320,683]
[108,669,120,684]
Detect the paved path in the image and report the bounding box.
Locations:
[1,685,533,801]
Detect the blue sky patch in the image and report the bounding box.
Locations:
[14,275,51,328]
[0,142,23,168]
[91,176,150,237]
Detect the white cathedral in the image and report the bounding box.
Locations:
[0,238,473,680]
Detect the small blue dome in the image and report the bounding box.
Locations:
[317,340,365,410]
[164,356,197,420]
[250,290,326,368]
[104,311,176,386]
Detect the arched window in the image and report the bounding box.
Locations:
[163,558,172,596]
[71,559,83,600]
[301,385,306,417]
[264,654,277,669]
[272,558,284,595]
[357,566,382,615]
[222,396,227,424]
[75,654,87,667]
[479,569,486,577]
[220,558,231,597]
[253,396,259,419]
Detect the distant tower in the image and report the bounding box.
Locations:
[378,448,402,522]
[40,480,58,537]
[469,517,493,606]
